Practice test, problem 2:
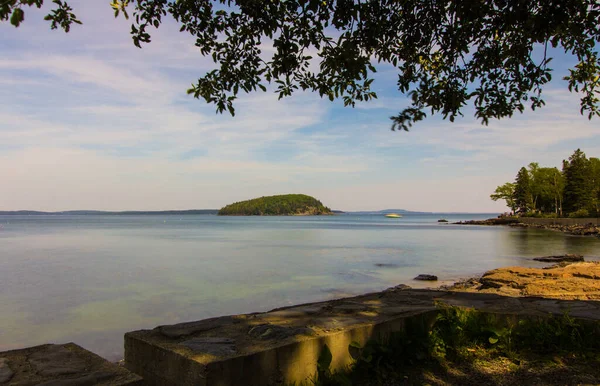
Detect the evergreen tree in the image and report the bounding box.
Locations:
[513,167,533,214]
[589,157,600,215]
[562,149,594,215]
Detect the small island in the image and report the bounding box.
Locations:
[218,194,332,216]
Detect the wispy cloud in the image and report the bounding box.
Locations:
[1,2,598,212]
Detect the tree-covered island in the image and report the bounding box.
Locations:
[218,194,332,216]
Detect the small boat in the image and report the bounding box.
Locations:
[385,213,402,218]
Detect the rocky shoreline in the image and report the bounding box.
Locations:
[455,217,600,237]
[453,217,520,226]
[445,260,600,300]
[511,221,600,236]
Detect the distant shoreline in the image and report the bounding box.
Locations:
[0,210,220,215]
[0,210,498,216]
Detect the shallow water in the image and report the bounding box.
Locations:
[1,213,599,360]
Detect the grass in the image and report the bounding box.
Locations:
[310,304,600,385]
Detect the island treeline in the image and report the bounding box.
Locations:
[218,194,332,216]
[491,149,600,218]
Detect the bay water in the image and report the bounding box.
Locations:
[1,213,600,360]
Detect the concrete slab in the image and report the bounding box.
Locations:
[125,289,600,386]
[0,343,143,386]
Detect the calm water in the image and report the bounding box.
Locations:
[1,213,600,360]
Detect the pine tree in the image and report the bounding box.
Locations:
[514,167,533,214]
[563,149,594,215]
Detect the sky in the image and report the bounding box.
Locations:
[1,2,599,212]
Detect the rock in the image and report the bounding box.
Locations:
[444,278,481,291]
[437,219,448,223]
[451,262,600,300]
[0,344,141,386]
[454,217,518,225]
[180,337,237,356]
[0,358,14,384]
[533,254,584,263]
[386,284,412,291]
[414,274,438,281]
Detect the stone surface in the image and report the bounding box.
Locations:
[414,274,438,281]
[449,262,600,299]
[29,344,88,376]
[158,315,236,338]
[180,337,237,356]
[0,358,14,384]
[533,254,584,262]
[125,284,600,386]
[0,343,143,386]
[248,324,313,340]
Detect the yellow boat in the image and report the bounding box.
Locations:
[385,213,402,218]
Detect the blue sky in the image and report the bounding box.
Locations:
[1,1,599,212]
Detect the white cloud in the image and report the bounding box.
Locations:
[1,4,599,212]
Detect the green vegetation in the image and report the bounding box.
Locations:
[4,1,600,130]
[491,149,600,217]
[218,194,332,216]
[312,305,600,385]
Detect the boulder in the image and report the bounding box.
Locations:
[414,274,438,281]
[533,254,584,263]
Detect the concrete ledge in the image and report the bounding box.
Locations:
[0,343,143,385]
[124,288,600,385]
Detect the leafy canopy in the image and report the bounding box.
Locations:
[3,0,600,130]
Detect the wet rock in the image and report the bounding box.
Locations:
[248,324,313,340]
[437,219,448,223]
[180,337,237,356]
[444,278,481,291]
[414,274,438,281]
[0,358,14,384]
[510,222,600,238]
[29,345,88,376]
[454,218,518,226]
[386,284,412,291]
[374,263,399,268]
[533,254,584,263]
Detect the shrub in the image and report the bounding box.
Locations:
[569,209,590,218]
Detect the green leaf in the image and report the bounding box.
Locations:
[489,336,499,344]
[349,341,362,349]
[10,8,24,27]
[317,344,332,371]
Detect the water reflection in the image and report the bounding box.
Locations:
[1,214,600,360]
[501,228,600,259]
